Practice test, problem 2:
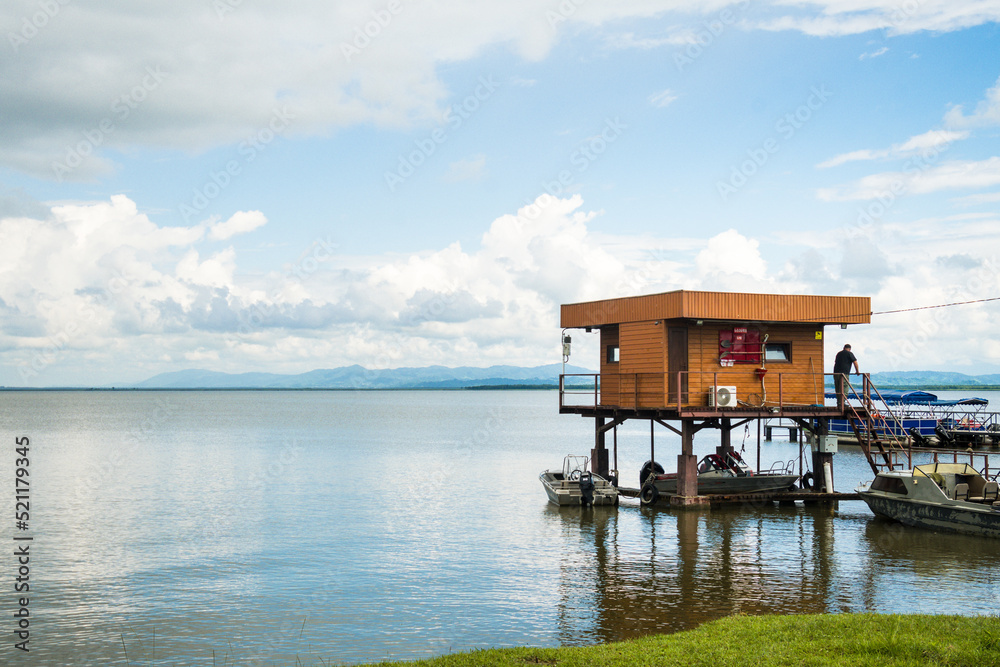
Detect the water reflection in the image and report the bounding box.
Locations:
[545,501,1000,645]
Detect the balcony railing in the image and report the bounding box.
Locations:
[559,371,840,413]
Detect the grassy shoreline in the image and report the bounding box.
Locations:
[361,614,1000,667]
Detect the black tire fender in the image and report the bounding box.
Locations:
[640,484,660,506]
[801,472,815,491]
[639,460,665,486]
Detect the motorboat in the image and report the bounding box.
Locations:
[858,462,1000,538]
[639,450,799,505]
[539,455,619,507]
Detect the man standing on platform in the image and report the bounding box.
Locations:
[833,344,859,411]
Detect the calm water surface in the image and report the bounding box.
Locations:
[1,389,999,665]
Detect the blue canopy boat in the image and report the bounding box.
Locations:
[824,389,990,440]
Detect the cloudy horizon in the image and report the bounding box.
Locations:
[3,0,1000,386]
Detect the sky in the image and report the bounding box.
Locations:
[2,0,1000,386]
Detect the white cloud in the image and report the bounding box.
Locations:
[695,229,768,286]
[752,1,1000,37]
[5,1,1000,179]
[817,129,969,168]
[944,74,1000,128]
[6,192,1000,382]
[443,155,487,182]
[209,210,268,240]
[649,89,679,108]
[951,191,1000,206]
[818,157,1000,200]
[816,148,885,169]
[859,46,889,59]
[604,30,699,50]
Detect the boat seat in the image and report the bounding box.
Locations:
[954,483,969,502]
[984,481,999,503]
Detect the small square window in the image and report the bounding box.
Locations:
[765,342,791,362]
[607,345,620,363]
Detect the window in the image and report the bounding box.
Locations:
[765,342,792,363]
[871,475,908,495]
[606,345,620,363]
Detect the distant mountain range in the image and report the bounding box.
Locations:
[124,367,1000,390]
[129,364,597,389]
[869,371,1000,388]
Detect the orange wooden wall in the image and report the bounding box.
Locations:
[598,320,828,408]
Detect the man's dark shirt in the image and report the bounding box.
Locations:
[833,349,856,374]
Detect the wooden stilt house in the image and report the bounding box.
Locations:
[558,290,871,504]
[561,290,870,414]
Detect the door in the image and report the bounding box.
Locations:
[668,327,688,405]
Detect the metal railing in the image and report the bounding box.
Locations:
[840,374,911,473]
[559,371,839,413]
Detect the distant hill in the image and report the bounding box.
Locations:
[130,364,596,389]
[869,371,1000,388]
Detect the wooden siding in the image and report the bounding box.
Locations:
[685,322,826,407]
[616,321,665,408]
[562,290,870,328]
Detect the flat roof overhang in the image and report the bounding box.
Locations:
[561,290,871,328]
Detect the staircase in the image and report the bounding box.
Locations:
[841,375,911,475]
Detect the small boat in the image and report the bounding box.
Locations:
[539,456,619,506]
[639,451,799,505]
[858,463,1000,538]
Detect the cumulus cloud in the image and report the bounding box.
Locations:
[208,210,267,240]
[5,192,1000,384]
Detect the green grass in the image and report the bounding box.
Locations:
[360,614,1000,667]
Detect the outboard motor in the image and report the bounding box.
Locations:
[579,471,595,506]
[935,423,954,446]
[909,427,931,448]
[640,460,665,486]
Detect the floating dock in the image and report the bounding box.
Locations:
[618,487,860,504]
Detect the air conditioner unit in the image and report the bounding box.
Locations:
[709,386,738,407]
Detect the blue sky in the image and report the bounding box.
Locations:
[2,1,1000,386]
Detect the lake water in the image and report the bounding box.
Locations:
[2,389,999,665]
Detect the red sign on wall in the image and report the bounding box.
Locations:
[719,327,761,364]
